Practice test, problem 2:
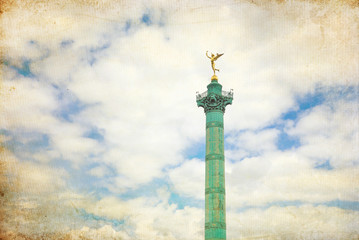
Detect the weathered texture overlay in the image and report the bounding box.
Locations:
[1,0,358,239]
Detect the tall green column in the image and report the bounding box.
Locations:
[197,75,233,240]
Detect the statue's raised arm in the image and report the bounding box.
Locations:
[206,51,211,59]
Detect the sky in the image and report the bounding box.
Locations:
[0,0,358,239]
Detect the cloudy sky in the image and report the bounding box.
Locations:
[1,0,358,239]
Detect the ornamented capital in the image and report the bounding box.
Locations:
[197,92,233,113]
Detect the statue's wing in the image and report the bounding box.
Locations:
[213,53,224,60]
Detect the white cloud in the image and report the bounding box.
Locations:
[79,190,204,240]
[287,100,359,168]
[1,148,68,194]
[226,129,279,160]
[47,122,103,165]
[0,71,59,131]
[228,205,359,240]
[227,152,359,208]
[88,165,110,178]
[67,225,130,240]
[168,158,205,199]
[0,149,81,235]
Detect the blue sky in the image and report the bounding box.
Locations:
[1,0,359,239]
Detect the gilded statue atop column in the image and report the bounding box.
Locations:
[206,51,224,75]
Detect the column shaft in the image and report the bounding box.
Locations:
[205,110,226,240]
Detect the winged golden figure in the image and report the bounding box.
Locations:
[206,51,224,75]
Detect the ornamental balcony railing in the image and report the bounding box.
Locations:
[222,89,234,98]
[196,91,208,100]
[196,89,233,100]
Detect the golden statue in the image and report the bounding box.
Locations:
[206,51,224,75]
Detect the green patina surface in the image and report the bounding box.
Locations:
[197,79,233,240]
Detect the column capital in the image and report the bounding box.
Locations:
[197,93,233,113]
